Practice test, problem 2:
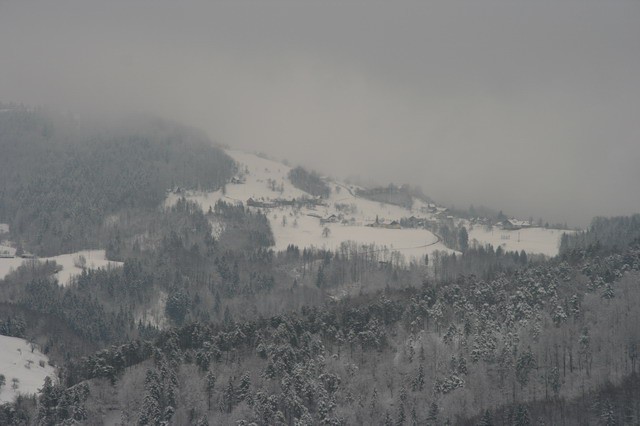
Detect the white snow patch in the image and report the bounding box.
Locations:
[0,249,123,286]
[0,335,56,403]
[0,257,29,280]
[0,223,9,234]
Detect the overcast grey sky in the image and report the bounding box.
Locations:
[1,1,639,226]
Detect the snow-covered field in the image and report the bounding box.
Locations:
[0,249,122,285]
[166,150,452,262]
[468,226,571,257]
[269,207,446,257]
[0,335,55,403]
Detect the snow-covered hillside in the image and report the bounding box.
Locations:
[0,250,122,285]
[0,335,55,403]
[166,150,453,262]
[166,149,572,259]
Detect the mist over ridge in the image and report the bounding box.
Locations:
[1,1,639,226]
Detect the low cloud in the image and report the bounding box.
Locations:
[1,1,639,226]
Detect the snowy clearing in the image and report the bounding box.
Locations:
[0,335,55,403]
[0,249,122,286]
[468,226,572,257]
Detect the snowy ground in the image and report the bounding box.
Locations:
[468,226,572,257]
[269,207,446,257]
[0,335,55,403]
[166,150,452,262]
[0,249,122,286]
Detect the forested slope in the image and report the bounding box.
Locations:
[560,214,640,255]
[0,105,235,256]
[3,216,637,425]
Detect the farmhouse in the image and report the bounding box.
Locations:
[320,214,339,225]
[246,198,275,208]
[501,219,532,230]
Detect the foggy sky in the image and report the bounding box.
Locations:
[1,1,639,226]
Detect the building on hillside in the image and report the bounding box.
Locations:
[387,220,402,229]
[320,214,339,225]
[246,198,275,208]
[501,219,532,230]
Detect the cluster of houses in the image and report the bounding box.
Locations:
[308,213,358,226]
[420,203,449,216]
[310,212,438,230]
[366,217,402,229]
[246,197,325,209]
